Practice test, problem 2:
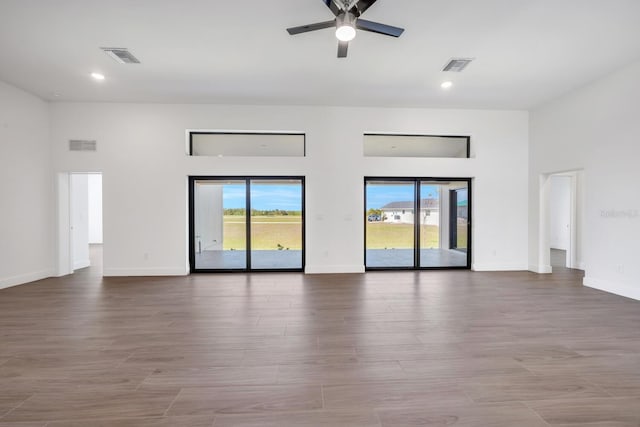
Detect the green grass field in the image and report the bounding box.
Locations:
[366,221,467,249]
[457,223,468,248]
[221,215,466,251]
[223,216,302,250]
[366,223,439,249]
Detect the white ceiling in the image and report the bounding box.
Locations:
[1,0,640,109]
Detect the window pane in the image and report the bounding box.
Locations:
[191,133,305,157]
[419,181,469,267]
[364,134,469,158]
[365,181,415,268]
[194,180,247,269]
[250,179,303,269]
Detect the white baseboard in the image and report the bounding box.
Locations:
[305,265,365,274]
[528,264,553,274]
[0,269,54,290]
[73,259,90,270]
[577,262,586,271]
[472,263,528,272]
[103,267,188,277]
[583,276,640,301]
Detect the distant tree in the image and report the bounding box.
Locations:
[224,208,246,216]
[367,208,383,217]
[249,209,302,216]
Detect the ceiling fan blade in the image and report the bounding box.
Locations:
[337,40,349,58]
[356,19,404,37]
[287,20,336,35]
[350,0,378,16]
[322,0,343,16]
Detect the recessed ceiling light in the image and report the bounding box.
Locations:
[91,72,105,81]
[441,81,453,89]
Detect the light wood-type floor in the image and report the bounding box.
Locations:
[2,254,640,426]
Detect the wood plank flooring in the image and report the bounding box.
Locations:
[2,259,640,426]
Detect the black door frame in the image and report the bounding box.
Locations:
[189,176,305,273]
[364,177,472,271]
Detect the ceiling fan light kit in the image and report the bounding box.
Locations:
[287,0,404,58]
[335,12,357,42]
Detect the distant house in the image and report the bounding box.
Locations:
[381,198,439,225]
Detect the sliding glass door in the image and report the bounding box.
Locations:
[190,177,304,272]
[365,178,471,270]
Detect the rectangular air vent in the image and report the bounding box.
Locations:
[100,47,140,64]
[442,58,473,72]
[69,140,97,152]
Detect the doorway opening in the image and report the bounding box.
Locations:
[57,172,103,277]
[549,175,571,270]
[539,170,583,272]
[364,177,471,270]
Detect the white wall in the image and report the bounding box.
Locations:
[0,81,54,289]
[88,173,103,244]
[194,183,223,252]
[71,173,90,269]
[530,58,640,300]
[549,175,570,250]
[50,103,529,275]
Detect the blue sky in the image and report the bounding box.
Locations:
[221,182,466,211]
[223,183,302,210]
[366,183,415,210]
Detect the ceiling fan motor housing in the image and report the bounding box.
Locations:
[336,11,357,28]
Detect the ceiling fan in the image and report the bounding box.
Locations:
[287,0,405,58]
